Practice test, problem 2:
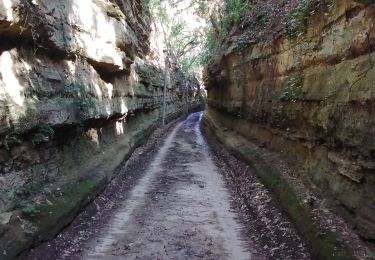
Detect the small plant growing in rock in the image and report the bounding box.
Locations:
[14,180,42,199]
[31,124,54,145]
[21,203,39,217]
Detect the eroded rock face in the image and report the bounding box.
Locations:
[0,0,200,258]
[204,0,375,240]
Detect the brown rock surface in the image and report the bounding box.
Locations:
[204,0,375,242]
[0,0,201,258]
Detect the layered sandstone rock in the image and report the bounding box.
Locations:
[0,0,200,258]
[204,0,375,241]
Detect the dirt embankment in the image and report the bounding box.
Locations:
[204,0,375,257]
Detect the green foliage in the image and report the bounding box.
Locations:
[283,0,318,38]
[169,19,202,73]
[145,0,256,76]
[14,180,42,199]
[155,0,207,77]
[180,57,196,74]
[144,0,256,77]
[31,124,54,145]
[200,30,221,66]
[194,0,210,17]
[225,0,251,23]
[148,0,170,24]
[21,203,39,217]
[198,0,257,67]
[170,20,187,39]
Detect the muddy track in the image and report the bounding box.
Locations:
[26,112,309,260]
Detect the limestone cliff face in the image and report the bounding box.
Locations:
[0,0,200,257]
[204,0,375,240]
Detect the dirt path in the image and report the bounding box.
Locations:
[27,113,251,259]
[27,112,310,259]
[82,112,251,259]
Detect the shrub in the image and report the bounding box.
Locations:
[21,204,39,217]
[31,124,54,145]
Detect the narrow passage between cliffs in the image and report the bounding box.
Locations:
[27,112,309,260]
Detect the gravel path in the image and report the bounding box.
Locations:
[27,112,309,259]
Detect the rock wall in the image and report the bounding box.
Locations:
[204,0,375,241]
[0,0,200,258]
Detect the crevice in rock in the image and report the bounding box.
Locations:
[0,28,33,54]
[82,113,128,130]
[87,58,132,84]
